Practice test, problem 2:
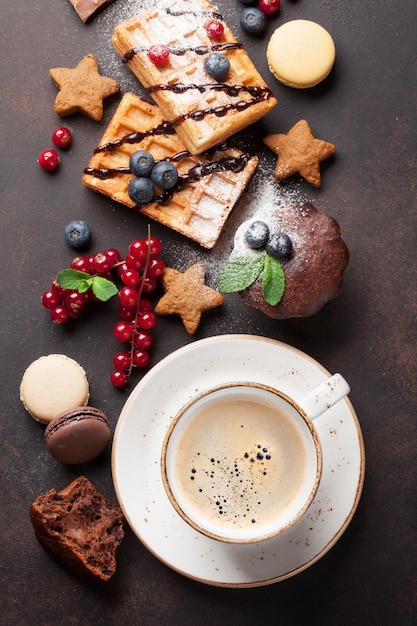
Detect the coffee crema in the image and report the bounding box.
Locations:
[168,398,308,532]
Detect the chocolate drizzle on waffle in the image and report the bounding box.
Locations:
[171,91,273,125]
[92,86,272,153]
[121,38,274,127]
[112,0,277,154]
[149,83,269,98]
[94,121,176,153]
[121,4,227,64]
[84,143,253,208]
[82,91,259,247]
[166,8,222,19]
[123,42,242,63]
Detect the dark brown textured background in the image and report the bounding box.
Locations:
[1,1,416,624]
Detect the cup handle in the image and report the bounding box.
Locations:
[297,373,350,420]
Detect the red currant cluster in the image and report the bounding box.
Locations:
[38,127,73,171]
[41,247,122,323]
[41,235,165,388]
[111,237,164,388]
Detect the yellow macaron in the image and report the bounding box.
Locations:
[267,20,336,89]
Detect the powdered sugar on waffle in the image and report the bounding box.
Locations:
[94,1,306,261]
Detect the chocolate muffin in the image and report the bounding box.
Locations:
[219,200,349,319]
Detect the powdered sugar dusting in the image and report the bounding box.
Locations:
[96,0,159,85]
[92,0,308,268]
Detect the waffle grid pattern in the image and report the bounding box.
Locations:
[112,0,277,154]
[82,93,258,248]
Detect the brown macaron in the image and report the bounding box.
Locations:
[44,406,111,464]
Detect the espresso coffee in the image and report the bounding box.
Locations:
[167,397,309,535]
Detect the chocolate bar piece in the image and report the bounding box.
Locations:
[68,0,114,22]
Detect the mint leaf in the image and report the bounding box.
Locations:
[218,252,265,293]
[91,276,119,301]
[262,255,285,306]
[56,269,118,301]
[76,280,94,294]
[57,269,93,291]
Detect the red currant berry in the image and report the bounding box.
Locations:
[205,19,224,39]
[258,0,281,15]
[41,289,61,309]
[129,239,148,262]
[116,261,129,278]
[148,237,162,258]
[120,268,140,287]
[133,330,153,351]
[147,258,165,279]
[148,44,170,65]
[119,286,139,309]
[105,248,122,264]
[110,369,128,388]
[139,298,153,312]
[70,255,93,273]
[51,127,72,149]
[141,276,158,293]
[113,320,134,342]
[63,290,88,317]
[38,148,60,171]
[50,305,70,324]
[137,311,156,330]
[92,251,116,274]
[118,305,137,322]
[87,286,100,302]
[124,253,145,271]
[51,278,66,298]
[132,350,151,368]
[113,351,132,371]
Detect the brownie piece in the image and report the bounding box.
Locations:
[30,476,124,581]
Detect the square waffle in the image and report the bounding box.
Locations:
[82,93,258,248]
[112,0,277,155]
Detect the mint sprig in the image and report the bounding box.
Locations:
[218,250,286,306]
[56,269,118,302]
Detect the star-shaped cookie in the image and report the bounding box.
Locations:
[263,119,335,187]
[49,54,120,121]
[155,262,224,334]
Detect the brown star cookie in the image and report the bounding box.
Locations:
[155,262,224,334]
[263,120,335,187]
[49,54,120,121]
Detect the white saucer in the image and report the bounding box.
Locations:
[112,335,365,587]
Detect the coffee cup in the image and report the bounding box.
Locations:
[161,374,349,544]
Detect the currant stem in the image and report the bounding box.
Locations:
[126,225,153,384]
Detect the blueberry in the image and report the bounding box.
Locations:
[150,161,179,190]
[128,177,155,205]
[240,7,268,34]
[129,150,155,177]
[245,221,270,249]
[265,233,293,259]
[64,220,91,249]
[204,52,231,81]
